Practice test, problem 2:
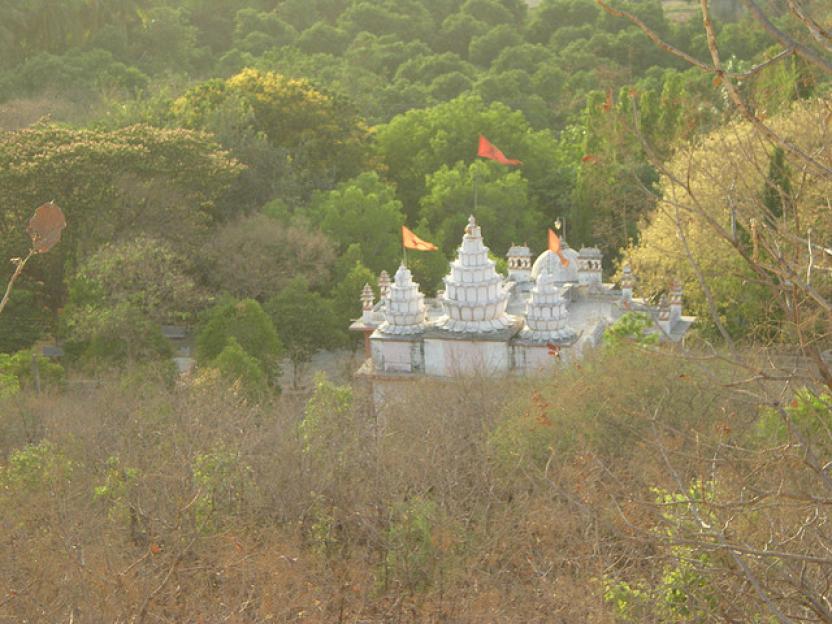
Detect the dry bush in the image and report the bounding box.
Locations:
[197,214,336,301]
[0,344,775,623]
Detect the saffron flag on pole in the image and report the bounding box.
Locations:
[548,228,569,267]
[477,135,522,166]
[402,225,438,251]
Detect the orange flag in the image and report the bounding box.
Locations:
[402,225,438,251]
[477,135,522,166]
[548,228,569,267]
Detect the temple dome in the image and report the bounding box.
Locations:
[531,242,579,283]
[377,264,426,335]
[435,215,515,333]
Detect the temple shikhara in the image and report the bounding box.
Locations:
[350,216,692,389]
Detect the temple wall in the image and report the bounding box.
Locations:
[423,338,511,377]
[513,343,574,374]
[372,338,424,373]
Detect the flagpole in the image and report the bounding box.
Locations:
[473,167,478,214]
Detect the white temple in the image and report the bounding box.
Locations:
[350,216,693,386]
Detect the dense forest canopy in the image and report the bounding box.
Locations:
[2,0,827,364]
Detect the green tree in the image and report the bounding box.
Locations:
[0,349,65,396]
[0,287,51,353]
[429,71,473,101]
[233,8,298,54]
[195,298,283,383]
[436,13,488,58]
[420,159,544,255]
[209,337,270,401]
[337,0,433,41]
[172,68,369,191]
[394,52,475,85]
[310,172,405,275]
[62,237,202,366]
[66,237,203,325]
[761,146,791,224]
[331,260,377,332]
[198,213,335,301]
[468,24,522,67]
[374,94,563,219]
[570,90,657,257]
[345,33,433,79]
[526,0,600,44]
[297,22,351,56]
[461,0,517,26]
[0,123,241,311]
[132,6,205,73]
[266,277,342,387]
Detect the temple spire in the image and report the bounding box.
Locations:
[436,216,514,333]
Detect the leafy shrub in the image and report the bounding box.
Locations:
[604,311,659,349]
[0,440,72,494]
[196,298,283,384]
[0,349,65,396]
[209,337,270,401]
[192,447,252,533]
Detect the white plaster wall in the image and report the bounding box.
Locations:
[374,340,415,373]
[522,345,555,372]
[424,338,510,377]
[515,343,575,373]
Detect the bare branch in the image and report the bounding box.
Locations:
[739,0,832,73]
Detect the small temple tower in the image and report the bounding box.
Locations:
[670,279,683,325]
[520,272,576,343]
[360,283,375,323]
[371,264,427,373]
[578,247,603,286]
[620,264,634,302]
[378,265,426,335]
[506,244,532,283]
[358,283,375,356]
[516,271,578,370]
[658,294,671,335]
[378,270,391,300]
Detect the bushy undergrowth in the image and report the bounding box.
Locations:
[0,346,826,622]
